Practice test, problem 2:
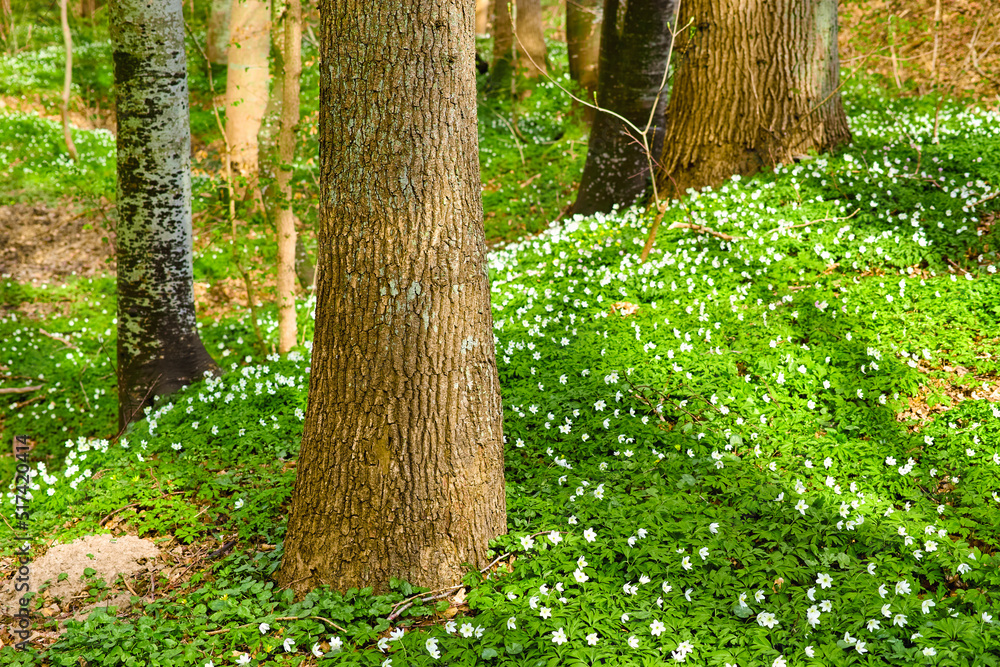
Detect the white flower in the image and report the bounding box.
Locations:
[923,647,937,656]
[855,640,868,655]
[377,637,390,652]
[681,556,692,570]
[460,622,474,637]
[867,619,881,631]
[329,636,343,651]
[895,580,911,595]
[756,612,778,628]
[628,635,640,649]
[698,547,709,560]
[878,584,888,598]
[540,606,552,619]
[574,568,589,584]
[549,530,562,545]
[983,612,994,623]
[426,637,440,659]
[921,599,935,614]
[805,646,815,658]
[235,498,245,509]
[882,603,892,617]
[662,581,673,594]
[650,619,666,636]
[893,613,907,627]
[520,535,534,550]
[772,656,787,667]
[583,528,597,542]
[795,499,809,515]
[816,573,832,589]
[709,522,719,534]
[755,590,766,603]
[445,621,457,634]
[283,637,295,652]
[259,622,270,634]
[236,655,251,666]
[552,627,568,645]
[586,633,599,645]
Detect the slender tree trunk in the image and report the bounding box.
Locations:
[275,0,300,354]
[657,0,851,196]
[111,0,219,430]
[206,0,231,65]
[476,0,490,35]
[572,0,676,217]
[279,0,506,595]
[81,0,96,19]
[515,0,547,77]
[257,0,284,212]
[60,0,78,162]
[225,0,270,195]
[0,0,9,50]
[490,0,514,89]
[566,0,602,98]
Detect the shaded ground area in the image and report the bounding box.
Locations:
[0,202,115,285]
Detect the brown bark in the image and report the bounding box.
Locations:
[206,0,231,65]
[60,0,78,162]
[490,0,515,88]
[572,0,677,216]
[566,0,601,98]
[278,0,507,595]
[275,0,300,354]
[81,0,96,19]
[476,0,490,35]
[657,0,851,196]
[515,0,548,77]
[225,0,270,190]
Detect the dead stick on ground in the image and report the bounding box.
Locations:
[38,329,77,349]
[0,385,42,394]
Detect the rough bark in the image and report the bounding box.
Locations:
[657,0,851,196]
[275,0,300,354]
[572,0,677,217]
[206,0,231,65]
[279,0,507,595]
[60,0,78,162]
[225,0,271,190]
[476,0,490,35]
[515,0,548,77]
[110,0,219,430]
[566,0,602,97]
[81,0,96,19]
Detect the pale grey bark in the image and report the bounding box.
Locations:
[111,0,218,429]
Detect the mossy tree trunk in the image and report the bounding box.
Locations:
[657,0,851,196]
[110,0,219,430]
[278,0,507,595]
[572,0,677,216]
[206,0,231,65]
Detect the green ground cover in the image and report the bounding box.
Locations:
[1,15,1000,667]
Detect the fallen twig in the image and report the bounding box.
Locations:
[0,385,43,394]
[38,329,77,349]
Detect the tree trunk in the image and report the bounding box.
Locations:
[81,0,96,19]
[257,0,284,213]
[490,0,514,89]
[206,0,230,65]
[572,0,677,217]
[0,0,9,50]
[279,0,507,595]
[110,0,219,430]
[275,0,300,354]
[225,0,270,193]
[60,0,78,162]
[657,0,851,196]
[476,0,489,35]
[514,0,547,77]
[566,0,601,98]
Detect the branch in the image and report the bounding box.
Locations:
[0,384,42,394]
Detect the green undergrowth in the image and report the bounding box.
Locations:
[2,82,1000,666]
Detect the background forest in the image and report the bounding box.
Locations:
[1,0,1000,666]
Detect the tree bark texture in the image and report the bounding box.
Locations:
[572,0,677,217]
[566,0,602,97]
[657,0,851,196]
[110,0,219,430]
[257,0,284,212]
[225,0,270,184]
[476,0,489,35]
[60,0,78,162]
[206,0,231,65]
[81,0,96,19]
[279,0,507,595]
[275,0,300,354]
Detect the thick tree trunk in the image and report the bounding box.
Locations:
[515,0,547,77]
[279,0,506,595]
[275,0,300,354]
[111,0,219,430]
[206,0,231,65]
[572,0,677,217]
[657,0,851,196]
[225,0,270,192]
[476,0,489,35]
[566,0,602,97]
[60,0,78,161]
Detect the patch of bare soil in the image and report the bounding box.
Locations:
[0,202,115,285]
[0,94,115,133]
[896,362,1000,428]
